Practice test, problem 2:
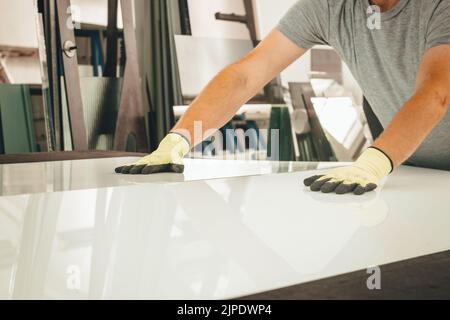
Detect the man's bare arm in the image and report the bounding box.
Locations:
[373,44,450,167]
[172,29,306,147]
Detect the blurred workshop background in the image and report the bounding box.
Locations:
[0,0,377,164]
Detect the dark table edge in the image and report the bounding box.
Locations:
[0,151,147,165]
[239,250,450,300]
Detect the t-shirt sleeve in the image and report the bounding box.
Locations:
[277,0,330,49]
[425,0,450,51]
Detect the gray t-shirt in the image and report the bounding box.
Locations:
[278,0,450,170]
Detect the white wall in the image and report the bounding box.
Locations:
[175,36,254,97]
[255,0,311,85]
[71,0,124,28]
[0,0,124,48]
[188,0,249,40]
[187,0,311,86]
[0,56,42,84]
[0,0,39,48]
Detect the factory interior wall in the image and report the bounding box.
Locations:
[0,0,38,49]
[0,0,360,103]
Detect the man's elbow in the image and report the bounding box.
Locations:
[443,89,450,110]
[434,86,450,117]
[421,84,450,120]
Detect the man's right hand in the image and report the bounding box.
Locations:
[115,133,191,175]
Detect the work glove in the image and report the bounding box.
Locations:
[115,133,191,175]
[304,147,393,195]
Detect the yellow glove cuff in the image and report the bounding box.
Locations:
[159,133,191,158]
[354,147,393,181]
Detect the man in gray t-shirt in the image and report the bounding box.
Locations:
[280,0,450,194]
[116,0,450,196]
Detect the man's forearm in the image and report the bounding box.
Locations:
[171,64,260,147]
[373,86,449,167]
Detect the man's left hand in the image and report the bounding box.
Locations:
[304,147,393,195]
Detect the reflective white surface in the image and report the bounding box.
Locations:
[0,159,449,300]
[0,158,337,197]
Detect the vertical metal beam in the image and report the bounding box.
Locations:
[178,0,192,35]
[49,0,62,151]
[104,0,119,77]
[56,0,88,151]
[243,0,258,47]
[215,0,257,46]
[114,0,149,152]
[35,0,52,152]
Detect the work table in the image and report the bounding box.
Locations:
[0,158,449,299]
